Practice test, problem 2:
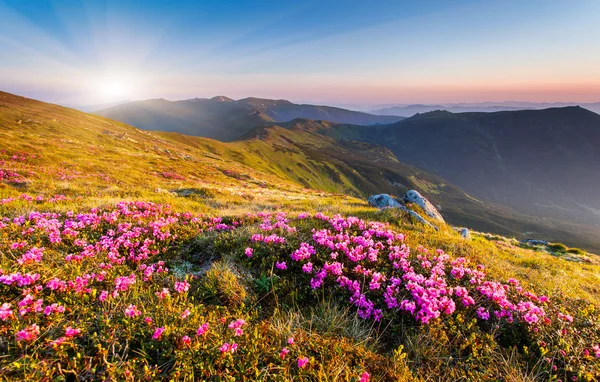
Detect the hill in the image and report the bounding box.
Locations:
[1,91,599,381]
[95,96,404,141]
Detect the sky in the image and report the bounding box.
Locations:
[1,0,600,106]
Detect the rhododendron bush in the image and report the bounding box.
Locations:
[0,200,598,380]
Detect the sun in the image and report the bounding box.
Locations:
[94,76,135,102]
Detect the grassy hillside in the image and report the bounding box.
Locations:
[1,91,599,381]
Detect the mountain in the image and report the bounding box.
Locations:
[371,101,600,117]
[324,107,600,245]
[95,96,404,141]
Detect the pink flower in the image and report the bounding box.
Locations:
[174,280,190,293]
[302,262,313,273]
[245,247,253,258]
[557,312,574,323]
[476,307,490,320]
[0,303,13,321]
[297,356,309,369]
[15,324,40,342]
[65,327,81,338]
[228,318,246,336]
[592,344,600,358]
[125,304,141,318]
[275,261,287,270]
[360,372,370,382]
[279,347,290,359]
[50,337,66,349]
[181,309,191,319]
[219,342,238,354]
[43,303,65,316]
[17,247,44,265]
[156,288,171,299]
[181,335,191,346]
[287,337,294,345]
[98,290,109,302]
[144,317,153,325]
[152,326,165,340]
[197,322,209,336]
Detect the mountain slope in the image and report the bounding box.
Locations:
[95,96,404,141]
[4,91,600,251]
[325,107,600,236]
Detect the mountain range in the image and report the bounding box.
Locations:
[95,96,404,141]
[324,107,600,232]
[370,101,600,117]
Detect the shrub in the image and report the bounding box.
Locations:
[548,243,568,253]
[566,247,586,255]
[200,260,248,308]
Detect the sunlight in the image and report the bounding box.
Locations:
[93,76,136,102]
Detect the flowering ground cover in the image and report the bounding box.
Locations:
[0,199,598,380]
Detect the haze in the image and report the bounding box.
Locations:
[1,0,600,106]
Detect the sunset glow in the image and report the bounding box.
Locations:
[1,0,600,106]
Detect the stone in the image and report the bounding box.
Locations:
[402,190,445,222]
[368,194,403,209]
[460,228,471,239]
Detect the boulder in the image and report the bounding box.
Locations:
[402,190,445,222]
[406,209,439,231]
[368,194,403,209]
[369,194,438,231]
[460,228,471,240]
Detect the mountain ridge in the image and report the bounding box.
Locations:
[95,96,405,141]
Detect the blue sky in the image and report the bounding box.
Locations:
[1,0,599,105]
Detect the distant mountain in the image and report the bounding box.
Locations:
[371,102,600,117]
[325,107,600,232]
[95,97,404,141]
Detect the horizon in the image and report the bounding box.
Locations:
[2,0,600,106]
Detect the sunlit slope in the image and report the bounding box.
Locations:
[3,91,600,251]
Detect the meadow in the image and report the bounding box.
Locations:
[1,92,599,380]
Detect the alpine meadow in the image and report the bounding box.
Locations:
[1,1,599,381]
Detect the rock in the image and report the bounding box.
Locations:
[460,228,471,240]
[402,190,445,222]
[368,193,439,231]
[406,209,439,231]
[368,194,403,209]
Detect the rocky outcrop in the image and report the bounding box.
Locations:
[368,194,403,209]
[402,190,445,223]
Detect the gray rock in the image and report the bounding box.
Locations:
[368,193,439,231]
[460,228,471,239]
[406,209,439,231]
[368,194,403,209]
[402,190,445,222]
